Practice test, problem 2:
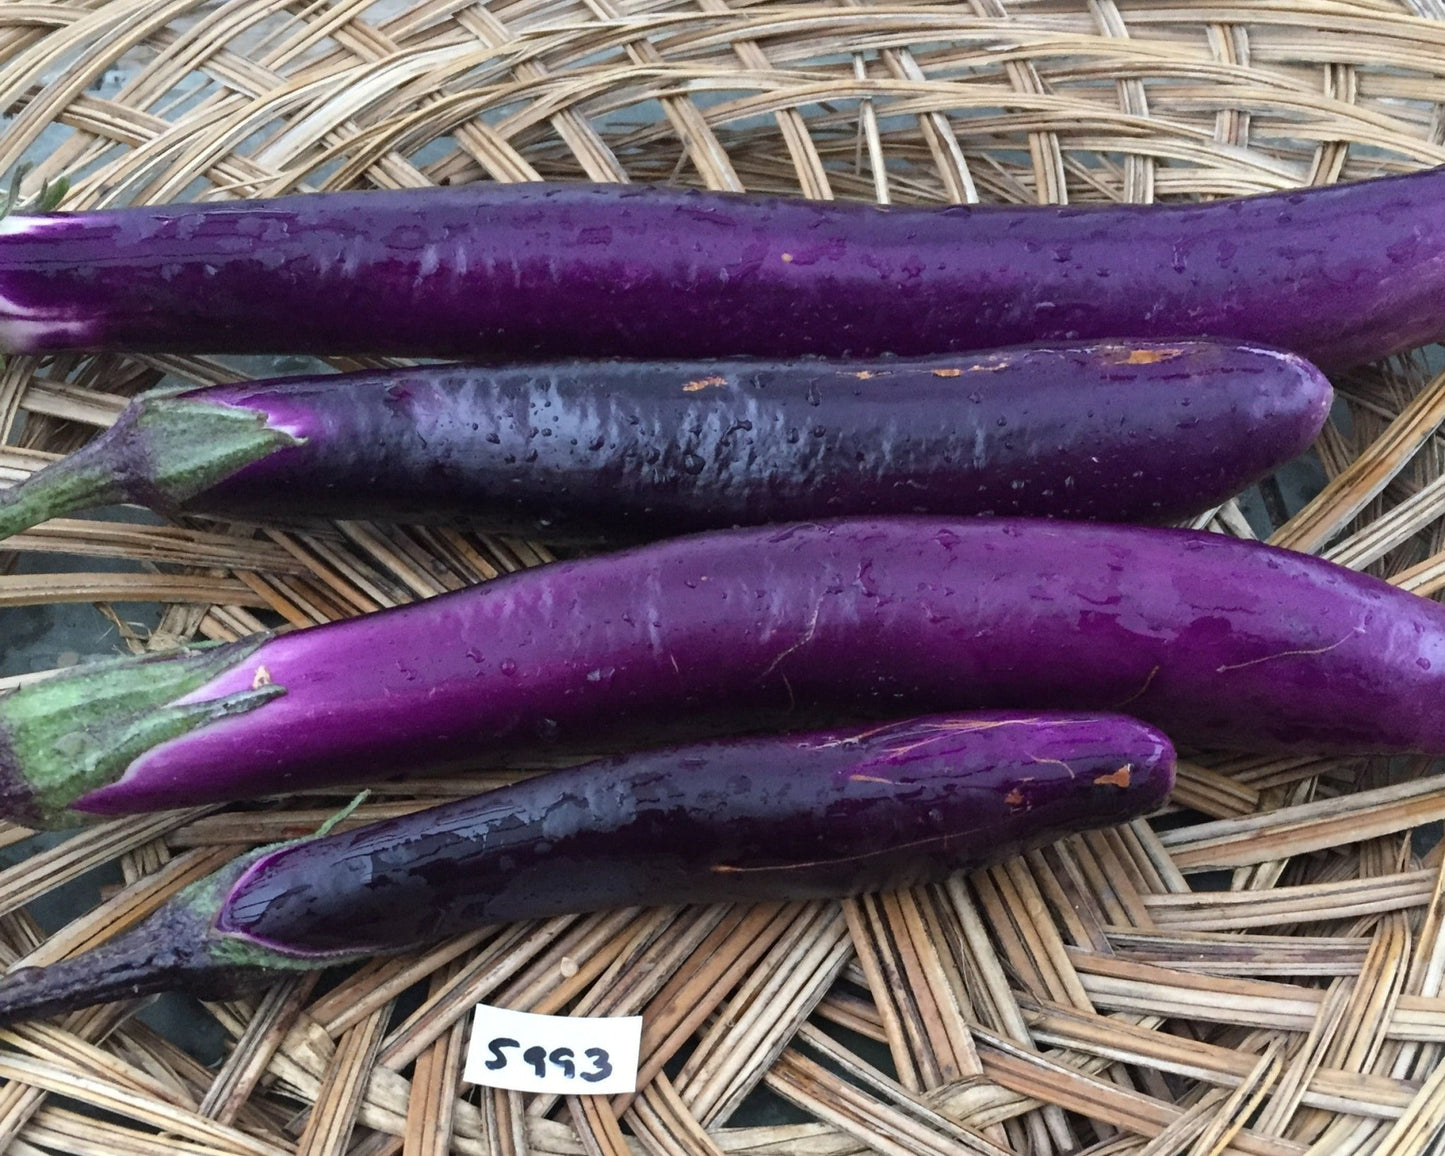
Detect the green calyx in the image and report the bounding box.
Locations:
[0,778,386,1024]
[177,846,347,973]
[172,819,373,972]
[0,393,300,540]
[0,846,325,1027]
[0,639,284,828]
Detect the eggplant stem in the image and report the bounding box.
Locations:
[0,854,326,1024]
[0,926,220,1024]
[0,444,125,540]
[316,790,371,837]
[0,393,300,543]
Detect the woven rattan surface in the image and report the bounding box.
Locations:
[7,1,1445,1153]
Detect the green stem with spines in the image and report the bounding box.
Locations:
[0,392,302,541]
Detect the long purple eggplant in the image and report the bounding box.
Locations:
[2,517,1443,829]
[0,712,1174,1023]
[0,341,1331,541]
[0,172,1443,367]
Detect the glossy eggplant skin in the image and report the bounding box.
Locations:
[0,172,1443,367]
[0,712,1173,1025]
[5,516,1440,829]
[0,341,1332,544]
[215,712,1175,956]
[195,341,1328,535]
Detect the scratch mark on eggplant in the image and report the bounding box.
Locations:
[709,829,968,874]
[1113,665,1160,709]
[1214,628,1362,673]
[1029,756,1079,780]
[759,601,822,681]
[820,714,1057,752]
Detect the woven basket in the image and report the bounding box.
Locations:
[5,2,1445,1153]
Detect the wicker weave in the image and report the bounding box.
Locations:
[7,1,1445,1154]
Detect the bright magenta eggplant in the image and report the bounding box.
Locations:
[0,518,1441,828]
[0,173,1443,366]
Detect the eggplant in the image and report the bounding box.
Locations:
[0,341,1331,543]
[0,173,1442,368]
[0,712,1174,1023]
[1,517,1441,829]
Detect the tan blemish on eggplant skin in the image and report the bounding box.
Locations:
[1100,345,1185,366]
[1093,765,1133,789]
[251,666,272,690]
[682,375,727,392]
[1124,348,1183,365]
[932,368,963,378]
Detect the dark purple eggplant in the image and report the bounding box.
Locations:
[0,341,1331,542]
[0,174,1443,367]
[0,712,1174,1024]
[0,517,1441,829]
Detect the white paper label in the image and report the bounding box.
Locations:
[462,1004,643,1095]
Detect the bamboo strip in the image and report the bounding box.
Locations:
[1271,365,1445,554]
[294,1002,393,1156]
[1157,777,1445,871]
[22,1104,270,1156]
[766,1046,1010,1156]
[1140,870,1435,931]
[1021,996,1416,1119]
[973,1028,1304,1156]
[0,571,268,607]
[1105,929,1371,976]
[0,1021,193,1108]
[0,1004,136,1149]
[378,916,585,1072]
[0,810,208,919]
[616,903,799,1115]
[199,975,320,1125]
[625,1074,725,1156]
[0,1053,288,1156]
[2,519,303,573]
[314,930,494,1037]
[679,905,852,1126]
[402,960,468,1156]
